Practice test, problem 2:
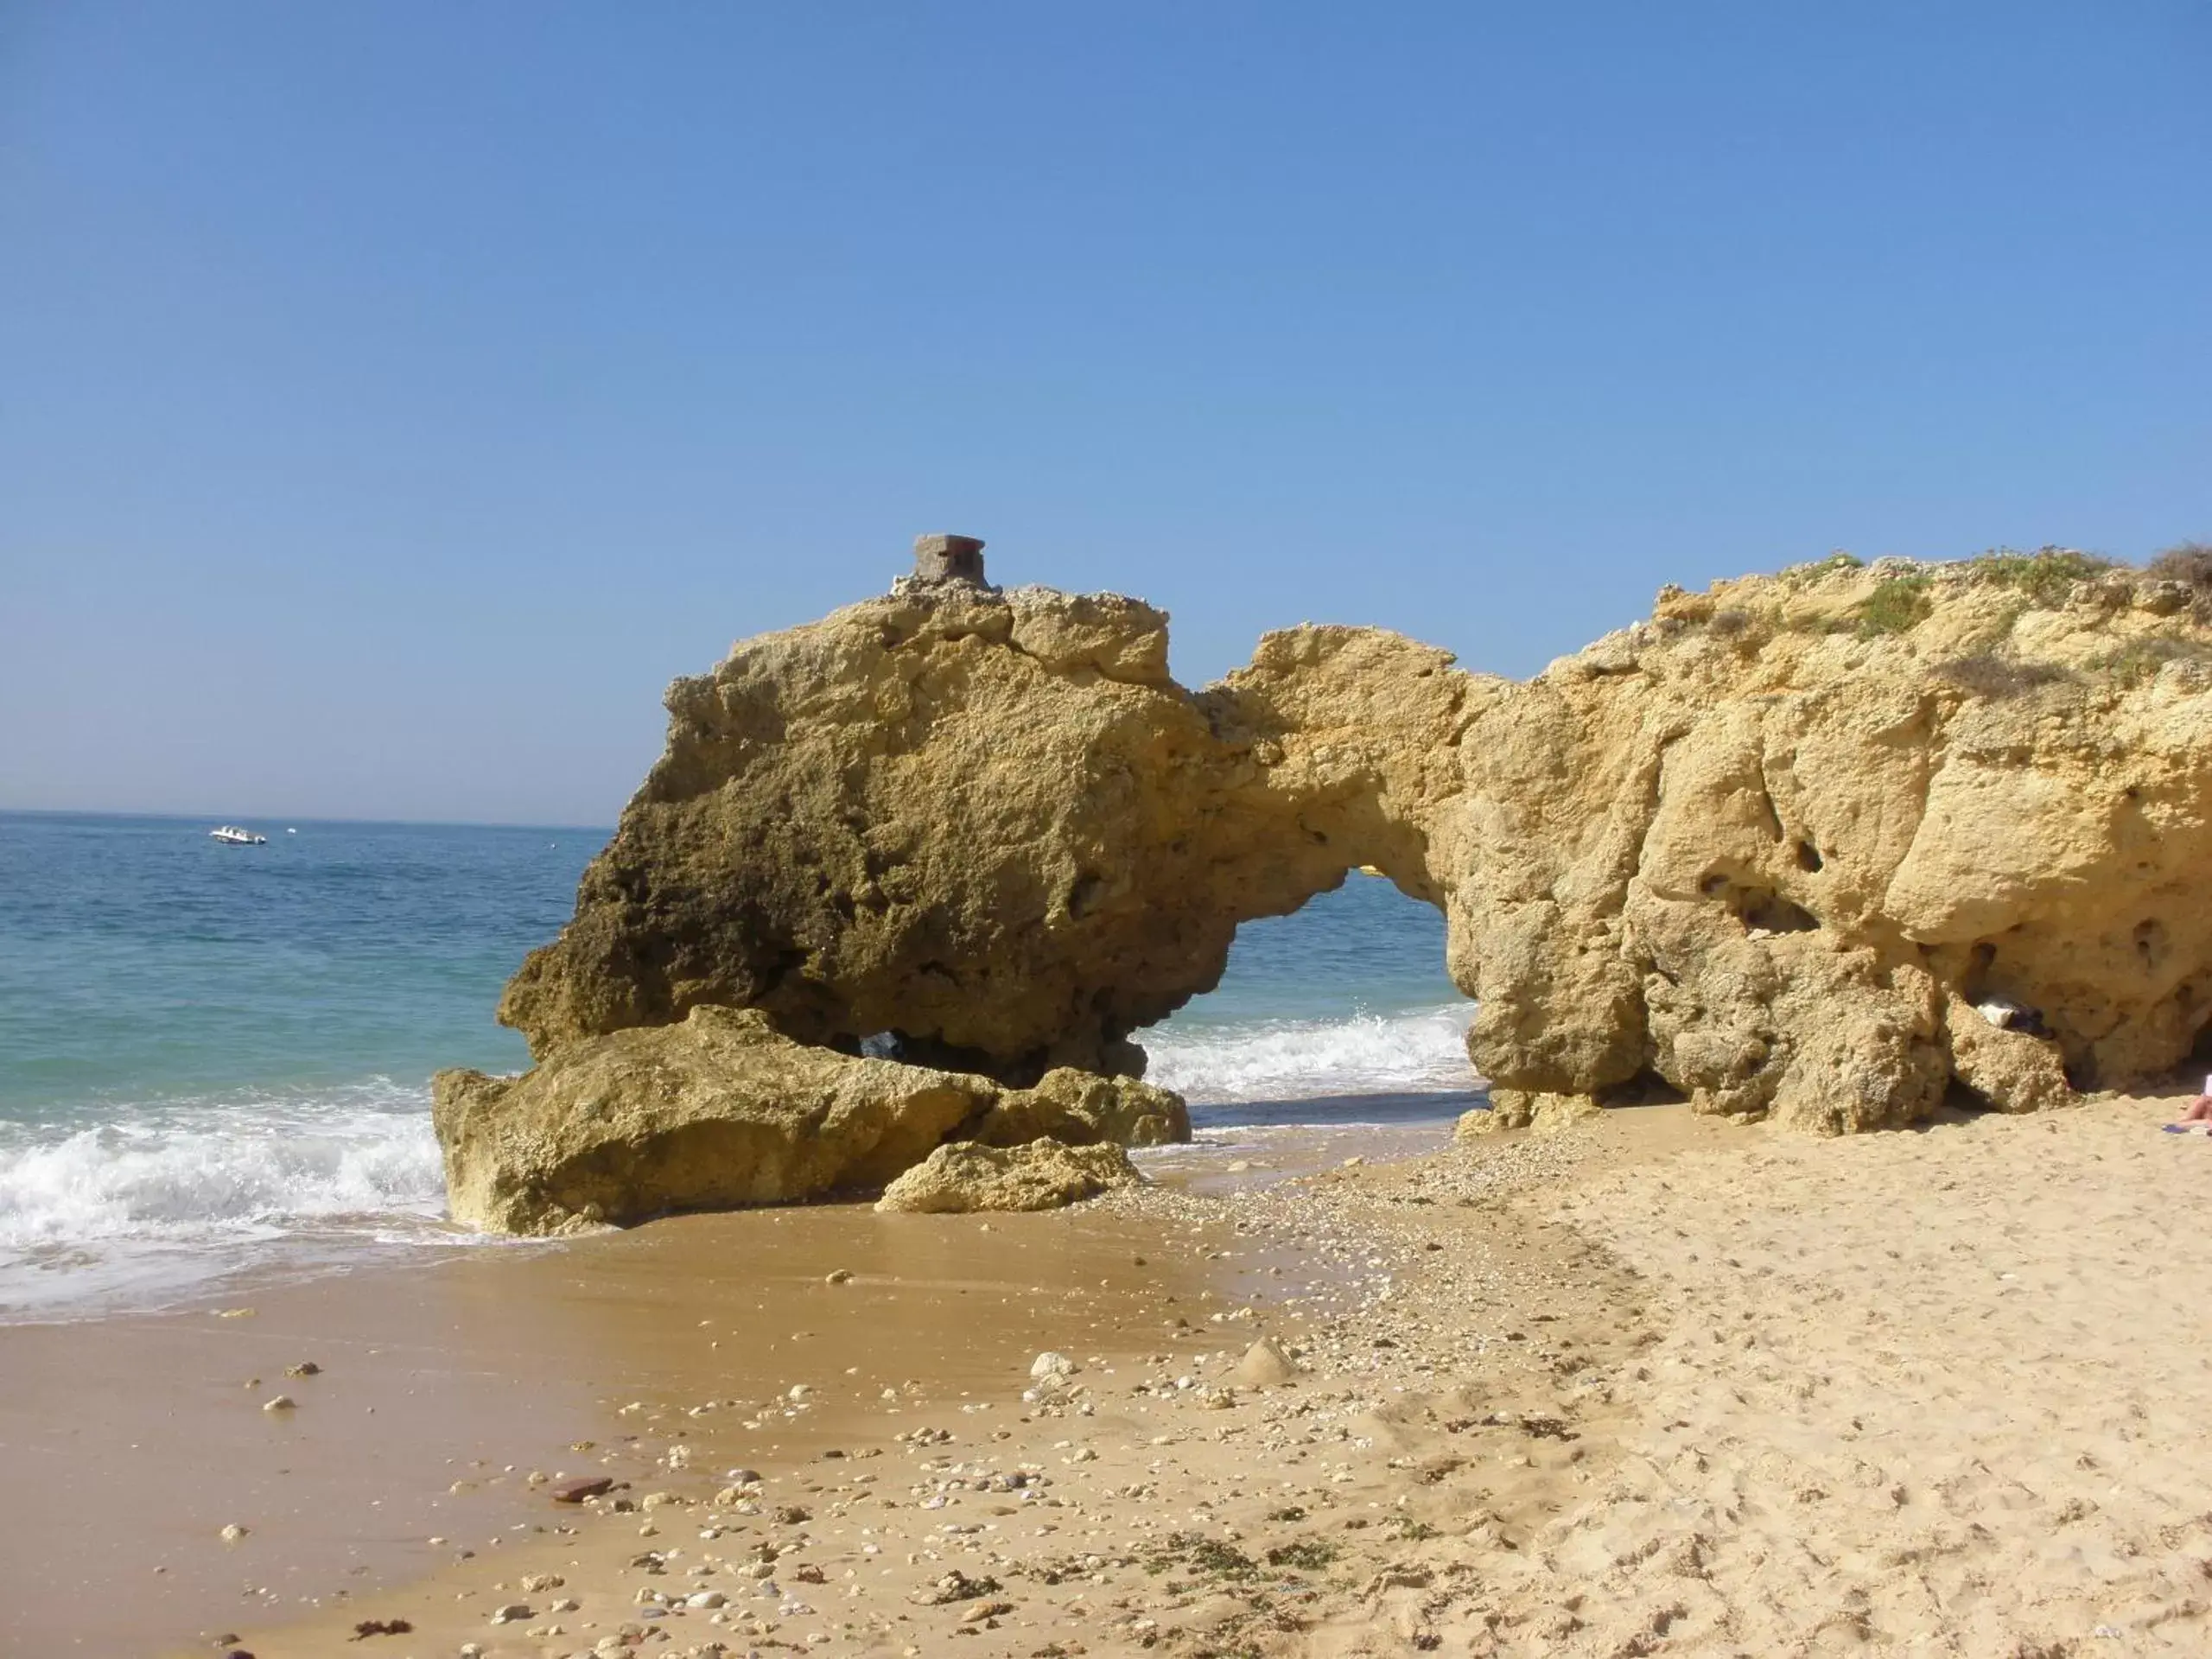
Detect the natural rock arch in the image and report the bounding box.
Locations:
[497,549,2212,1136]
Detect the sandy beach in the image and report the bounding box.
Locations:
[8,1090,2209,1656]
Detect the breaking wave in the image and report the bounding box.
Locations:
[0,1079,462,1319]
[1141,1003,1478,1105]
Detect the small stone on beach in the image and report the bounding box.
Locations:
[1230,1337,1300,1389]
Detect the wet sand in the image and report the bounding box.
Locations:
[14,1092,2212,1656]
[0,1195,1234,1656]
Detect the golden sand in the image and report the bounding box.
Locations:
[8,1094,2212,1657]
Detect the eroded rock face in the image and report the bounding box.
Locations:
[435,1007,984,1232]
[497,582,1313,1079]
[965,1068,1189,1148]
[493,550,2212,1145]
[874,1137,1143,1214]
[434,1006,1183,1234]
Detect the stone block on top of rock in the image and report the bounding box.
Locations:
[910,532,988,585]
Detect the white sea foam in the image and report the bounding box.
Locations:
[1141,1003,1478,1105]
[0,1003,1482,1318]
[0,1079,463,1319]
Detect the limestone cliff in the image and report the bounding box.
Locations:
[489,544,2212,1152]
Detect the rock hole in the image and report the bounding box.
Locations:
[757,946,812,996]
[1698,868,1817,931]
[1943,1076,1995,1114]
[1597,1070,1688,1108]
[1963,941,1999,998]
[1066,872,1106,920]
[1795,841,1823,873]
[1741,893,1819,933]
[2134,918,2167,969]
[2184,1002,2212,1069]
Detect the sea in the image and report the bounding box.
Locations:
[0,811,1478,1321]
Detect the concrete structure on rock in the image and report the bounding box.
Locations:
[912,532,987,584]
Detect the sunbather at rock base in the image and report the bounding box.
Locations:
[2166,1075,2212,1130]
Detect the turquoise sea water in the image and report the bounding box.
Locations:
[0,810,1471,1317]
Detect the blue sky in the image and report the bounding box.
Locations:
[3,3,2205,825]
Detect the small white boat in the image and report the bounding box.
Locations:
[209,825,268,845]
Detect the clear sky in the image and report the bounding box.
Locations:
[3,3,2206,826]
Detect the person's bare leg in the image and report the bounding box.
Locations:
[2176,1096,2212,1123]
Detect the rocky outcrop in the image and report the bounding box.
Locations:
[434,1005,1181,1234]
[873,1137,1143,1214]
[494,572,1360,1082]
[472,543,2212,1205]
[435,1007,981,1232]
[964,1068,1188,1148]
[1462,1090,1605,1137]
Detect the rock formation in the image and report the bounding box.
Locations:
[874,1137,1143,1214]
[435,1004,1185,1233]
[447,541,2212,1232]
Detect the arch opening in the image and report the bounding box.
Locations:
[1133,870,1477,1132]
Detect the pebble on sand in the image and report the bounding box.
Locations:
[261,1395,296,1414]
[1229,1337,1300,1388]
[825,1269,854,1284]
[219,1522,249,1543]
[1030,1351,1077,1380]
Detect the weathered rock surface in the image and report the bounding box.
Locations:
[965,1067,1188,1148]
[434,1006,1183,1234]
[435,1007,983,1232]
[480,547,2212,1165]
[874,1137,1143,1214]
[1229,1336,1301,1388]
[1463,1090,1606,1137]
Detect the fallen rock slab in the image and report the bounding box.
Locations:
[435,1004,1186,1235]
[874,1138,1143,1213]
[970,1067,1189,1147]
[434,1006,995,1233]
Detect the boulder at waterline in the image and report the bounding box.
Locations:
[874,1137,1143,1214]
